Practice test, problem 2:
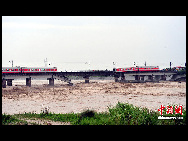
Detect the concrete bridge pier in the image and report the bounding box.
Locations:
[114,76,119,82]
[84,76,90,83]
[7,79,13,86]
[135,75,140,80]
[140,75,145,81]
[26,77,31,87]
[121,75,125,81]
[48,78,54,86]
[2,79,6,88]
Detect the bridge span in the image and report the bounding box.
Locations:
[2,71,179,88]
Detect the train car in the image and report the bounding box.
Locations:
[115,66,159,72]
[21,67,57,73]
[2,67,57,73]
[2,66,21,73]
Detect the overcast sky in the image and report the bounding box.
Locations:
[2,16,186,71]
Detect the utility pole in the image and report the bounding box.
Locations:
[144,61,146,66]
[9,60,13,67]
[44,58,48,67]
[170,62,172,70]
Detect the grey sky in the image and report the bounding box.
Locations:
[2,16,186,71]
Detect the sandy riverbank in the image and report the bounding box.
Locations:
[2,80,186,115]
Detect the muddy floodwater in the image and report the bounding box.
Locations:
[2,80,186,115]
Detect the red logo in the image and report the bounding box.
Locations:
[158,105,183,115]
[158,105,165,115]
[175,105,183,115]
[166,106,173,114]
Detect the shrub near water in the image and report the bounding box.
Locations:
[108,102,159,125]
[75,102,186,125]
[2,114,27,125]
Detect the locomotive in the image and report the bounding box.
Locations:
[2,66,57,73]
[115,66,159,72]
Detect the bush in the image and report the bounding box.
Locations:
[2,114,27,125]
[6,103,186,125]
[74,102,186,125]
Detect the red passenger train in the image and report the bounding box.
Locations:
[115,66,159,72]
[2,66,57,73]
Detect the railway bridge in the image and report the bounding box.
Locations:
[2,70,180,88]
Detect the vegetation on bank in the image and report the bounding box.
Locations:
[2,102,186,125]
